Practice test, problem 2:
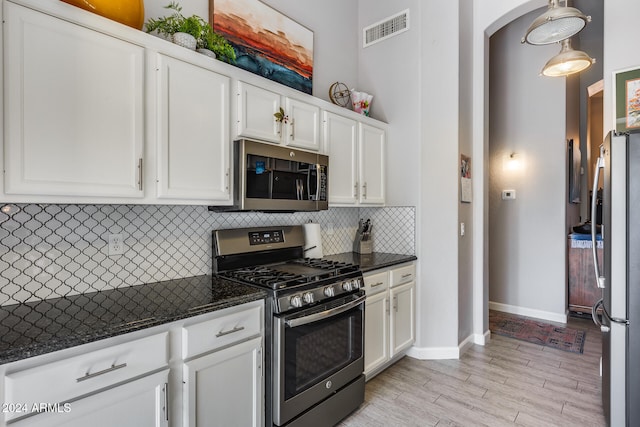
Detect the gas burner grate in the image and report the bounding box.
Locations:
[221,259,359,289]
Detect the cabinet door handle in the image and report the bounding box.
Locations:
[401,273,412,279]
[225,168,230,191]
[290,119,295,139]
[138,158,143,191]
[76,362,127,382]
[362,182,367,199]
[393,295,398,312]
[371,282,385,288]
[163,382,169,421]
[354,181,359,198]
[216,325,245,338]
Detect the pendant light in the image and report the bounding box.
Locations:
[522,0,591,45]
[541,38,595,77]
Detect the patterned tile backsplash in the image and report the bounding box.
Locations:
[0,204,415,305]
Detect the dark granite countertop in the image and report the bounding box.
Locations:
[0,275,266,365]
[324,252,417,273]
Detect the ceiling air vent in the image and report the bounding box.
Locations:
[363,9,409,48]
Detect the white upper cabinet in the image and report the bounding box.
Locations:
[284,97,320,151]
[326,114,385,206]
[1,0,387,204]
[4,2,144,198]
[358,123,386,205]
[236,82,282,144]
[324,111,358,205]
[154,54,231,203]
[236,81,320,151]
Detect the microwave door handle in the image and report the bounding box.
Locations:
[591,153,605,289]
[307,165,318,201]
[316,164,321,201]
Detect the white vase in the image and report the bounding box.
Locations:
[197,48,217,59]
[172,32,196,50]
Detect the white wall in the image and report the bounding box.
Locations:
[458,1,474,344]
[356,0,421,208]
[472,0,548,339]
[144,0,359,104]
[488,9,567,321]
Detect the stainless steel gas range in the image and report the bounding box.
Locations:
[213,225,365,427]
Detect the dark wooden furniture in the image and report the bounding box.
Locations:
[568,233,603,314]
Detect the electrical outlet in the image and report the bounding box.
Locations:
[108,234,124,256]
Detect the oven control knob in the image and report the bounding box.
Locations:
[342,281,353,292]
[302,292,314,304]
[351,278,361,289]
[290,294,303,308]
[323,286,335,297]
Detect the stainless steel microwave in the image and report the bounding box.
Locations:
[210,139,328,212]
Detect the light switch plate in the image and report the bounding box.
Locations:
[502,190,516,200]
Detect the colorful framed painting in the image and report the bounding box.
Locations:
[210,0,313,95]
[614,67,640,132]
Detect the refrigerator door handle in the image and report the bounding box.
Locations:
[594,298,630,328]
[592,299,610,332]
[591,152,606,289]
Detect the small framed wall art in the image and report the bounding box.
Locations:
[614,66,640,132]
[210,0,314,95]
[460,154,472,203]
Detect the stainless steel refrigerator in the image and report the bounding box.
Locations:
[591,130,640,427]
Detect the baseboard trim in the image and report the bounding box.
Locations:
[407,334,479,360]
[407,345,459,360]
[473,330,491,346]
[489,301,567,324]
[458,334,474,356]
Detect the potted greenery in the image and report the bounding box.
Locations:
[145,2,235,62]
[198,24,236,64]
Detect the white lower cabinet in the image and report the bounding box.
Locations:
[183,337,262,427]
[390,281,416,356]
[363,262,415,379]
[364,282,389,375]
[181,301,263,427]
[10,370,169,427]
[0,300,265,427]
[3,333,169,426]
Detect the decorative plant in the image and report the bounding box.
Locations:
[145,2,236,63]
[199,25,236,63]
[274,107,288,123]
[144,2,185,38]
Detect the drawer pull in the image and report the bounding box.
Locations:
[216,325,245,338]
[76,363,127,383]
[371,282,385,288]
[401,273,412,279]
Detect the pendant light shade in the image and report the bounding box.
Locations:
[522,0,591,45]
[541,39,595,77]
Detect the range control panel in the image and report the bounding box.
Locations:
[248,229,285,245]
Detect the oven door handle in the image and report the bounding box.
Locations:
[285,295,366,328]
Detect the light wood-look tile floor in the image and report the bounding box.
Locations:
[340,313,605,427]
